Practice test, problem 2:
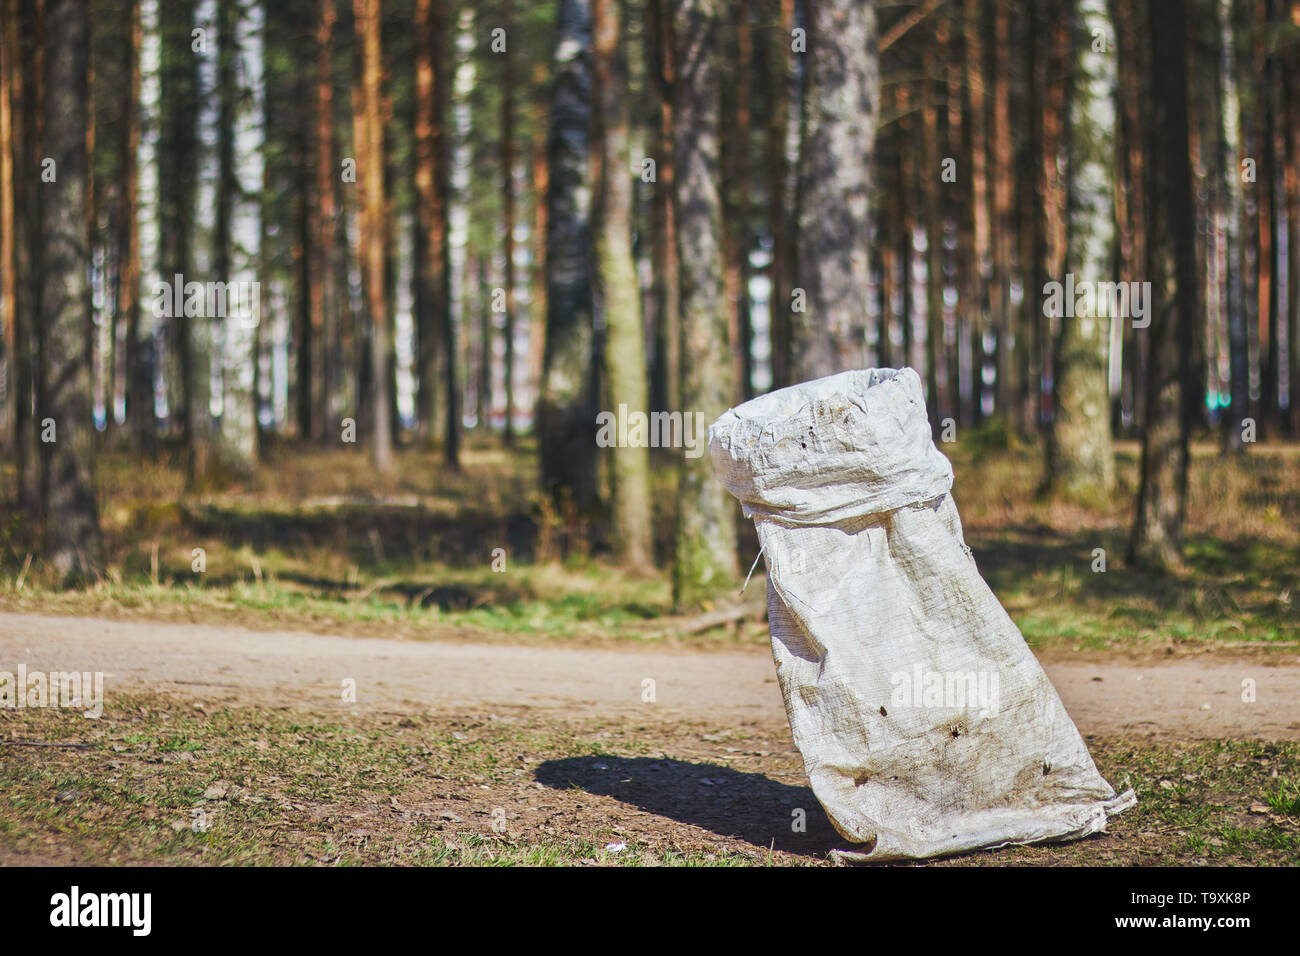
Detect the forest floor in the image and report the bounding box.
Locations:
[0,613,1297,866]
[0,430,1298,864]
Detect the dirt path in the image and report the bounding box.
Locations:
[3,612,1299,740]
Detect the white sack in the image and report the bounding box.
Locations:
[710,368,1134,861]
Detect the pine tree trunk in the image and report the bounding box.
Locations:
[435,0,457,467]
[963,0,991,422]
[121,0,149,455]
[646,0,678,409]
[313,0,337,442]
[990,0,1016,426]
[766,0,794,389]
[672,0,737,608]
[1219,0,1248,452]
[791,0,878,380]
[1113,0,1147,431]
[538,0,599,511]
[593,0,653,567]
[500,3,516,445]
[1288,3,1300,438]
[527,61,548,418]
[159,0,206,480]
[920,23,944,430]
[352,0,392,472]
[40,0,104,583]
[9,0,35,514]
[0,0,15,454]
[1128,0,1197,569]
[414,0,441,447]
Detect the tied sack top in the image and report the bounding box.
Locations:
[708,368,954,526]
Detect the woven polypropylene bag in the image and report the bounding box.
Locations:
[709,368,1135,861]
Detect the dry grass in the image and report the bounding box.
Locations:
[0,432,1296,651]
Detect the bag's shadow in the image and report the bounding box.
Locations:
[534,755,845,859]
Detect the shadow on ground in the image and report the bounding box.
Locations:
[535,755,844,858]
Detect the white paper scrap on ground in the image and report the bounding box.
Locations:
[709,368,1135,861]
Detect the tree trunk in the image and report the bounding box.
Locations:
[500,0,516,445]
[647,0,679,409]
[122,0,150,455]
[159,0,206,480]
[414,0,442,448]
[0,0,15,455]
[1288,1,1300,438]
[1128,0,1197,569]
[527,60,548,420]
[766,0,794,390]
[313,0,337,442]
[1113,0,1147,431]
[593,0,653,567]
[538,0,599,511]
[11,0,43,515]
[791,0,878,380]
[990,0,1016,426]
[672,0,738,608]
[919,23,944,430]
[1219,0,1248,452]
[40,0,104,583]
[216,0,261,473]
[963,0,991,422]
[721,2,753,401]
[354,0,392,473]
[1047,0,1116,496]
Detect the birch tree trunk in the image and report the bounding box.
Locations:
[1048,0,1117,495]
[217,0,261,472]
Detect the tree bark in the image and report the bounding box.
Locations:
[159,0,206,480]
[500,0,516,445]
[538,0,599,511]
[766,0,793,389]
[354,0,392,473]
[791,0,878,380]
[215,0,261,473]
[313,0,337,443]
[40,0,104,583]
[0,0,15,455]
[414,0,444,449]
[593,0,653,567]
[647,0,679,409]
[1128,0,1197,569]
[672,0,738,608]
[1047,0,1117,496]
[990,0,1016,426]
[963,0,991,422]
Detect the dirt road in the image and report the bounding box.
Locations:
[3,612,1298,740]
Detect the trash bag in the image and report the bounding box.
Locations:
[709,368,1134,861]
